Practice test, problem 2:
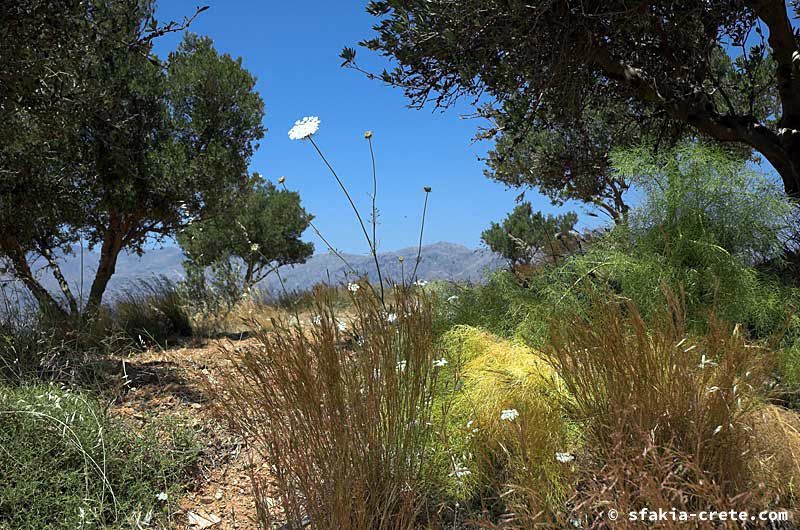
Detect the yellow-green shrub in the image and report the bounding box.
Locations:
[436,325,575,518]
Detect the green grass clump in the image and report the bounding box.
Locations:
[113,277,193,348]
[433,326,575,520]
[0,383,200,529]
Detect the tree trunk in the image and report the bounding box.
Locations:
[42,248,79,315]
[0,235,66,317]
[85,220,124,315]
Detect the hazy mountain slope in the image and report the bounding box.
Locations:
[2,242,505,305]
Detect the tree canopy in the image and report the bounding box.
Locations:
[348,0,800,197]
[481,203,578,266]
[178,177,314,294]
[0,1,264,316]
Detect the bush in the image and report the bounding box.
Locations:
[215,283,442,529]
[432,272,536,340]
[436,326,574,524]
[0,383,200,529]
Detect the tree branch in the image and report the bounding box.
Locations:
[746,0,800,119]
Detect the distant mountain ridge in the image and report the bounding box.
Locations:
[2,242,505,305]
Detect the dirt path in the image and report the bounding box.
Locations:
[112,337,265,530]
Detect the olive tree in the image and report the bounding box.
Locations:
[0,1,264,316]
[178,177,314,297]
[347,1,799,197]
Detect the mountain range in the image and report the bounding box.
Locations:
[2,242,506,305]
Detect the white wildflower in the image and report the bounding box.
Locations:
[337,320,347,332]
[311,315,322,326]
[433,358,448,368]
[396,360,407,372]
[386,312,398,323]
[699,354,717,369]
[450,462,471,479]
[555,452,575,463]
[413,279,428,287]
[156,492,168,502]
[500,409,519,422]
[250,243,260,252]
[348,282,360,293]
[288,116,320,140]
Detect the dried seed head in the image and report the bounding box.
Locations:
[423,186,432,193]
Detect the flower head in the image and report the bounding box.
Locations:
[250,243,260,252]
[337,320,347,332]
[364,130,373,139]
[396,360,407,372]
[156,492,168,502]
[278,176,286,184]
[555,452,575,463]
[348,282,360,293]
[449,462,471,479]
[398,255,405,263]
[414,279,429,287]
[500,409,519,422]
[386,312,398,324]
[433,358,448,368]
[423,186,432,193]
[288,116,320,140]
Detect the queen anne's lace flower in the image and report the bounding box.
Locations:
[288,116,320,140]
[450,462,471,479]
[348,282,360,293]
[500,409,519,422]
[555,452,575,463]
[433,358,448,368]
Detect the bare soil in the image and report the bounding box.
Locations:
[111,337,268,530]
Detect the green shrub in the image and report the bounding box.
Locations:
[432,272,537,339]
[0,383,200,529]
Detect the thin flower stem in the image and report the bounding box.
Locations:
[367,136,385,303]
[308,137,385,306]
[410,190,430,284]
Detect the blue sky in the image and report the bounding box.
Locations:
[151,1,591,255]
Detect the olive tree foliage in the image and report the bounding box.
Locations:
[178,177,314,300]
[0,1,264,316]
[345,1,800,198]
[482,99,650,223]
[481,203,578,266]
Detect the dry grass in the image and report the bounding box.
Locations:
[212,282,443,530]
[546,289,796,528]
